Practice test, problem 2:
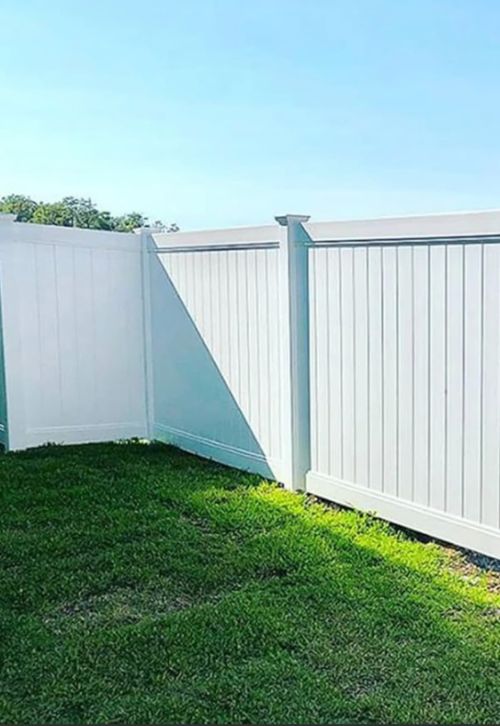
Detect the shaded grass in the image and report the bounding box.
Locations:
[1,441,500,724]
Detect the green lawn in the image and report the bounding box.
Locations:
[1,442,500,724]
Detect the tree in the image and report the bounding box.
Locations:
[113,212,148,233]
[32,201,74,227]
[0,194,38,222]
[0,194,177,233]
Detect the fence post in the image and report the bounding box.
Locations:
[136,227,156,440]
[0,215,25,451]
[276,214,311,491]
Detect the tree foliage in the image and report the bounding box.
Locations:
[0,194,178,233]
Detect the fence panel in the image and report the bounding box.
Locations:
[149,227,287,481]
[307,227,500,559]
[0,221,147,449]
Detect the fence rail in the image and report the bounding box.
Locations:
[307,234,500,248]
[152,242,280,254]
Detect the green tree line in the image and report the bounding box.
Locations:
[0,194,178,233]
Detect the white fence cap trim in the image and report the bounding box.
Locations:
[306,209,500,242]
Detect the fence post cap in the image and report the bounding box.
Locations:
[275,214,310,226]
[134,226,164,235]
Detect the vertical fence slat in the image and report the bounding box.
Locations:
[315,249,329,475]
[309,250,318,472]
[382,247,398,497]
[413,245,430,507]
[428,246,447,512]
[367,247,383,491]
[268,251,282,460]
[353,247,369,487]
[340,248,356,482]
[397,246,413,502]
[327,248,344,480]
[445,245,465,518]
[463,244,483,522]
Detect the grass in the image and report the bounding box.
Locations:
[1,442,500,724]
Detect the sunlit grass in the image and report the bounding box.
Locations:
[1,442,499,724]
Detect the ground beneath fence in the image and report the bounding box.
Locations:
[1,441,500,724]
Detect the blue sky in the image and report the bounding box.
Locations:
[1,0,500,229]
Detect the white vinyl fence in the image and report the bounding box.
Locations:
[307,219,500,559]
[2,210,500,559]
[0,217,148,449]
[148,226,289,482]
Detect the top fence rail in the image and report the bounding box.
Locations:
[151,241,280,254]
[151,223,280,249]
[307,234,500,248]
[305,209,500,243]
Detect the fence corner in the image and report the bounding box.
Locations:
[136,227,155,440]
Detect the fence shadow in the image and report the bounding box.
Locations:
[149,252,276,480]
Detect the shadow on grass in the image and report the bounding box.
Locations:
[1,442,499,724]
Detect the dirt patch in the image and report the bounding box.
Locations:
[44,586,196,630]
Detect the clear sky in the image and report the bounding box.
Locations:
[1,0,500,230]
